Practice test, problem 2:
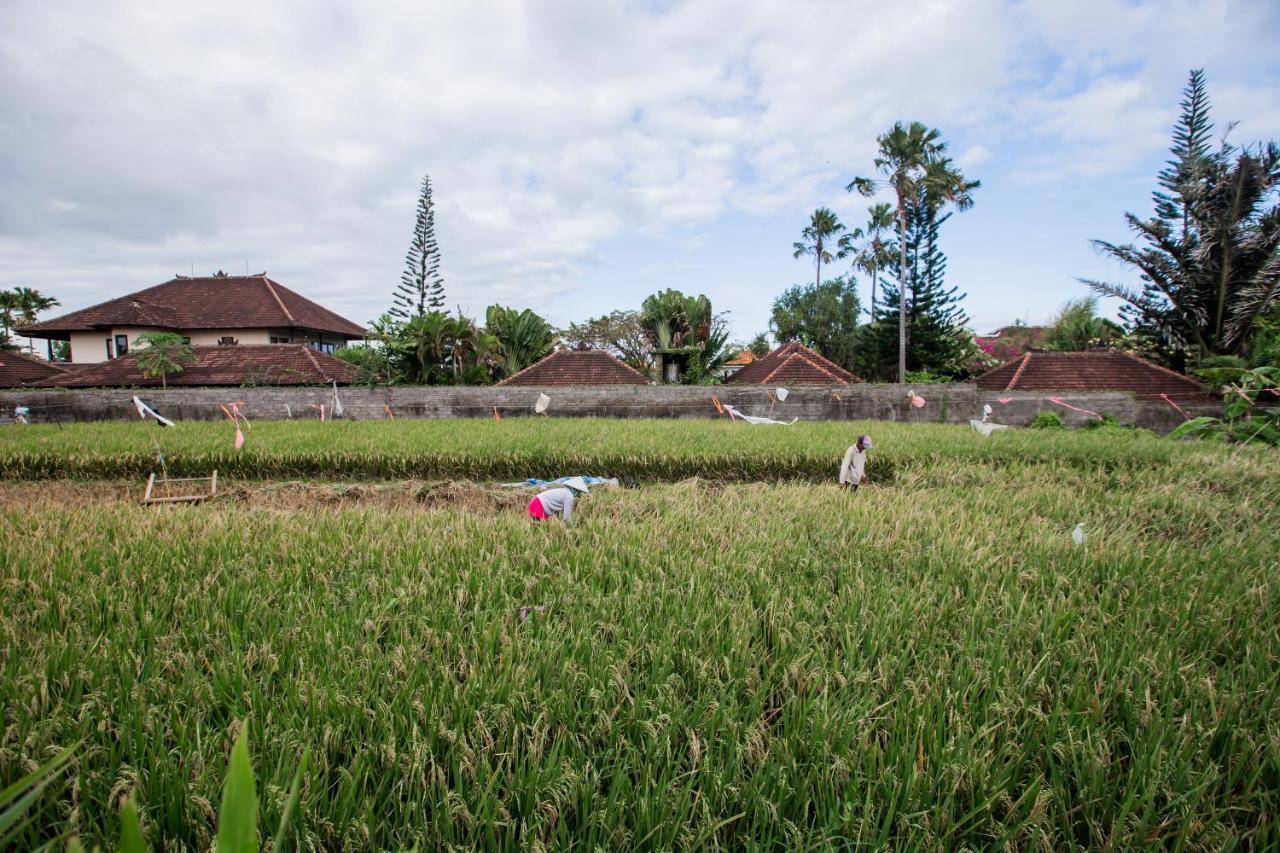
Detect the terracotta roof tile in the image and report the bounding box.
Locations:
[39,344,354,387]
[974,349,1214,402]
[0,351,70,387]
[497,349,650,386]
[17,275,365,338]
[726,342,861,385]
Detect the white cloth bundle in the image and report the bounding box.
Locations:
[725,405,797,426]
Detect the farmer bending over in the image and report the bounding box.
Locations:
[839,434,873,491]
[528,477,589,525]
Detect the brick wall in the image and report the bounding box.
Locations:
[1,384,1218,433]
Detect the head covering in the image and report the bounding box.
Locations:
[563,476,590,494]
[858,434,873,449]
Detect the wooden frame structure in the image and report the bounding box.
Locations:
[142,470,218,505]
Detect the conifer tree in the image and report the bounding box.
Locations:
[391,175,445,319]
[864,188,972,377]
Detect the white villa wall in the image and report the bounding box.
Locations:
[185,329,272,347]
[68,326,349,362]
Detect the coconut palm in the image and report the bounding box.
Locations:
[847,122,977,381]
[855,203,895,320]
[793,208,847,289]
[0,291,19,350]
[2,287,61,353]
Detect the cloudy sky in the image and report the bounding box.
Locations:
[3,0,1278,343]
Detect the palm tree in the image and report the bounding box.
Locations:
[793,208,847,289]
[485,305,556,377]
[0,290,19,350]
[855,203,895,320]
[12,287,61,355]
[847,122,976,381]
[1086,141,1280,359]
[403,311,456,383]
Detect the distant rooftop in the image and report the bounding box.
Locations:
[17,274,365,339]
[0,350,70,388]
[497,349,650,386]
[974,349,1213,402]
[726,341,861,385]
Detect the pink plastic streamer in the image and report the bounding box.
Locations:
[1048,396,1101,418]
[910,394,926,408]
[1159,393,1191,420]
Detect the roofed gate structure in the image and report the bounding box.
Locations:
[725,341,861,385]
[975,349,1214,402]
[497,349,650,386]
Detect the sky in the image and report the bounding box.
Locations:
[3,0,1279,345]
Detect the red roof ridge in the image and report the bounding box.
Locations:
[300,345,329,380]
[261,276,298,325]
[494,352,548,386]
[1113,348,1209,389]
[0,350,70,371]
[761,351,843,385]
[1005,352,1033,390]
[495,348,649,386]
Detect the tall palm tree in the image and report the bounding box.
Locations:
[848,122,976,381]
[855,203,895,321]
[793,207,847,289]
[11,287,60,355]
[0,290,19,350]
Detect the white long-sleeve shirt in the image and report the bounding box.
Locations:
[839,445,867,485]
[536,487,576,523]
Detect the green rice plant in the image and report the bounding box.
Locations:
[0,418,1227,483]
[1028,410,1064,429]
[2,427,1278,848]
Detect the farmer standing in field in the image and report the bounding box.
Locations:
[839,434,873,491]
[528,477,589,525]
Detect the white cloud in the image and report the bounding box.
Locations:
[0,0,1276,338]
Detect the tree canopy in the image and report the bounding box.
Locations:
[1084,69,1280,365]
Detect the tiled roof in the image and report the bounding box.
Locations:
[0,350,70,387]
[497,349,651,386]
[724,350,758,366]
[39,345,355,387]
[17,275,365,338]
[974,349,1214,402]
[725,341,861,385]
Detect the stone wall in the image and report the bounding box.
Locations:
[1,384,1217,433]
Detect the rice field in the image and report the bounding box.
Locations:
[2,420,1278,849]
[0,418,1220,481]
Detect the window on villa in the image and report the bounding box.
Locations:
[106,338,114,359]
[269,335,291,344]
[309,341,337,355]
[115,334,129,357]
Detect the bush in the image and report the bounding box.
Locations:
[902,370,949,385]
[1029,411,1064,429]
[1079,413,1120,430]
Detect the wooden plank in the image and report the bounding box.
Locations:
[143,473,155,503]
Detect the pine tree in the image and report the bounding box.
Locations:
[865,189,972,377]
[391,175,445,319]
